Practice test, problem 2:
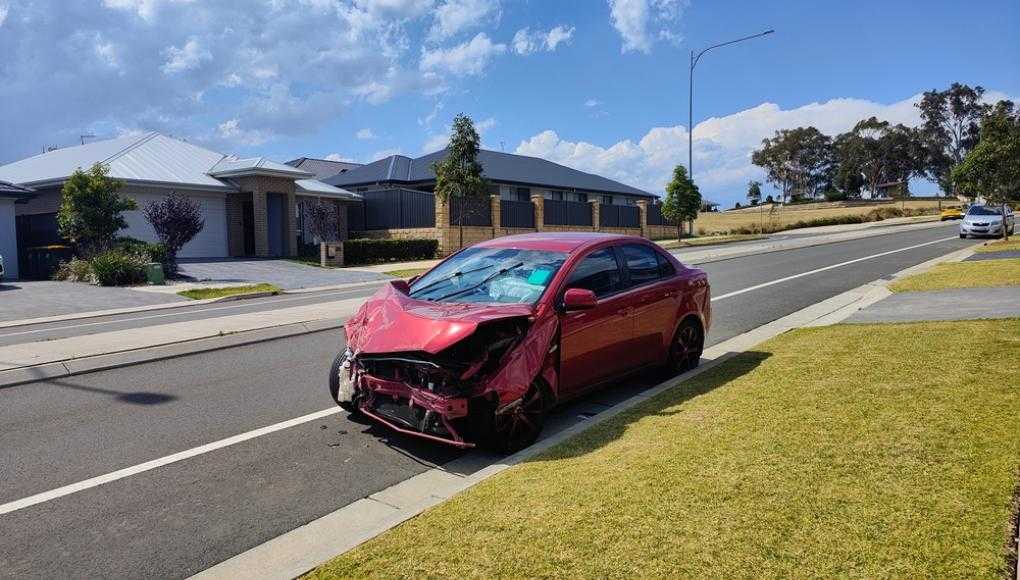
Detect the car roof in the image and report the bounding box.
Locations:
[472,232,644,254]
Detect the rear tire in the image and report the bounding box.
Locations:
[959,233,967,239]
[668,318,704,374]
[328,351,360,416]
[485,380,551,454]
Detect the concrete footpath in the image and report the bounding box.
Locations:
[190,237,977,580]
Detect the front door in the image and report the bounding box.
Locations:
[266,193,285,257]
[558,246,633,396]
[242,199,255,256]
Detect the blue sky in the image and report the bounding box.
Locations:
[1,0,1017,206]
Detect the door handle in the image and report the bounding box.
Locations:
[616,306,633,317]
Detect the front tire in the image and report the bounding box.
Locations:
[485,380,551,454]
[668,318,704,374]
[959,233,967,239]
[329,351,360,415]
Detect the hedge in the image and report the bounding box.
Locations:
[343,238,439,265]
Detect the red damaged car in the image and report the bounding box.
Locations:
[329,232,711,452]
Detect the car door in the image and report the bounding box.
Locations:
[618,243,679,367]
[557,246,633,396]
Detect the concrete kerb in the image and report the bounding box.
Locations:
[0,319,346,389]
[191,243,978,580]
[0,280,388,330]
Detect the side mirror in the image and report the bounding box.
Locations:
[563,288,597,311]
[391,279,411,294]
[408,275,421,285]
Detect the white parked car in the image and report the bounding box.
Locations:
[959,205,1015,239]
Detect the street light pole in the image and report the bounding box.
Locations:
[688,29,774,180]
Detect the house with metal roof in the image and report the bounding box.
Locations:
[0,181,35,279]
[285,157,363,180]
[0,133,360,277]
[323,148,656,206]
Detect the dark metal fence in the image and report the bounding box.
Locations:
[544,199,592,226]
[600,204,640,228]
[500,199,535,228]
[348,188,435,231]
[646,203,675,226]
[449,196,492,227]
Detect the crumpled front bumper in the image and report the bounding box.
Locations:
[356,374,477,448]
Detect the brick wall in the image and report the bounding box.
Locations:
[235,175,297,258]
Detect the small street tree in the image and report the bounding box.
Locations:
[952,100,1019,241]
[746,180,762,206]
[58,163,136,255]
[916,83,990,197]
[305,199,339,242]
[661,165,701,240]
[432,114,488,249]
[143,192,204,275]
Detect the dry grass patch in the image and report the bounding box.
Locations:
[384,268,430,278]
[177,283,281,300]
[889,259,1020,292]
[310,320,1020,579]
[975,238,1020,253]
[655,234,766,249]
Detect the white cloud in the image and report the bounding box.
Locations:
[516,92,1011,205]
[325,153,356,162]
[161,37,211,74]
[102,0,195,22]
[422,115,495,152]
[608,0,687,54]
[428,0,500,41]
[511,25,575,55]
[420,33,506,76]
[370,147,402,161]
[584,98,601,108]
[217,118,269,146]
[356,128,378,140]
[0,2,9,27]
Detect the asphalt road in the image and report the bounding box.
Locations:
[0,223,972,578]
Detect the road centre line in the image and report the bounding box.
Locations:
[0,235,959,516]
[710,236,957,302]
[0,407,344,517]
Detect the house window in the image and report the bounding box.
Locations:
[544,190,564,201]
[515,187,530,201]
[601,194,613,205]
[625,197,637,205]
[570,192,588,203]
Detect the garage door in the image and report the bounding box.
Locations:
[122,191,229,258]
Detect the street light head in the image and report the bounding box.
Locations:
[762,29,775,35]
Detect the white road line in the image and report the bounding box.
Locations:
[0,288,371,340]
[0,407,343,517]
[710,236,957,302]
[0,235,960,517]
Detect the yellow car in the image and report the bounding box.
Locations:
[940,206,964,221]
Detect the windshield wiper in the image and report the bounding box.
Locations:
[409,263,499,298]
[432,262,524,302]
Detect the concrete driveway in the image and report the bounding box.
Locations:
[0,280,186,323]
[177,258,391,290]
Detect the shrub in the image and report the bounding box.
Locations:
[58,163,136,255]
[54,257,95,283]
[142,193,204,276]
[88,250,148,286]
[115,237,169,273]
[343,238,439,265]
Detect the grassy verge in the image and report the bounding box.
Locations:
[177,283,281,300]
[384,267,430,278]
[975,238,1020,253]
[655,233,766,249]
[286,257,326,268]
[889,258,1020,293]
[310,320,1020,578]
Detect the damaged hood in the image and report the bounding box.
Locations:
[345,283,534,355]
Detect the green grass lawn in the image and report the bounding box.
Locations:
[975,238,1020,253]
[656,233,766,249]
[889,258,1020,293]
[177,283,281,300]
[310,320,1020,579]
[384,267,430,278]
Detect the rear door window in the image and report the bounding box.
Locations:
[621,244,661,287]
[565,248,622,297]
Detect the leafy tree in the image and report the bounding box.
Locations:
[142,192,204,276]
[305,199,339,242]
[916,83,990,196]
[751,127,833,202]
[746,180,762,205]
[765,194,774,204]
[952,100,1020,240]
[661,165,701,240]
[837,118,923,199]
[58,163,136,255]
[432,113,489,249]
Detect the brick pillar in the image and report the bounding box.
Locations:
[490,195,501,235]
[252,190,269,257]
[435,194,454,255]
[320,242,343,267]
[336,202,349,241]
[590,198,601,232]
[530,192,545,232]
[285,190,298,257]
[636,199,649,238]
